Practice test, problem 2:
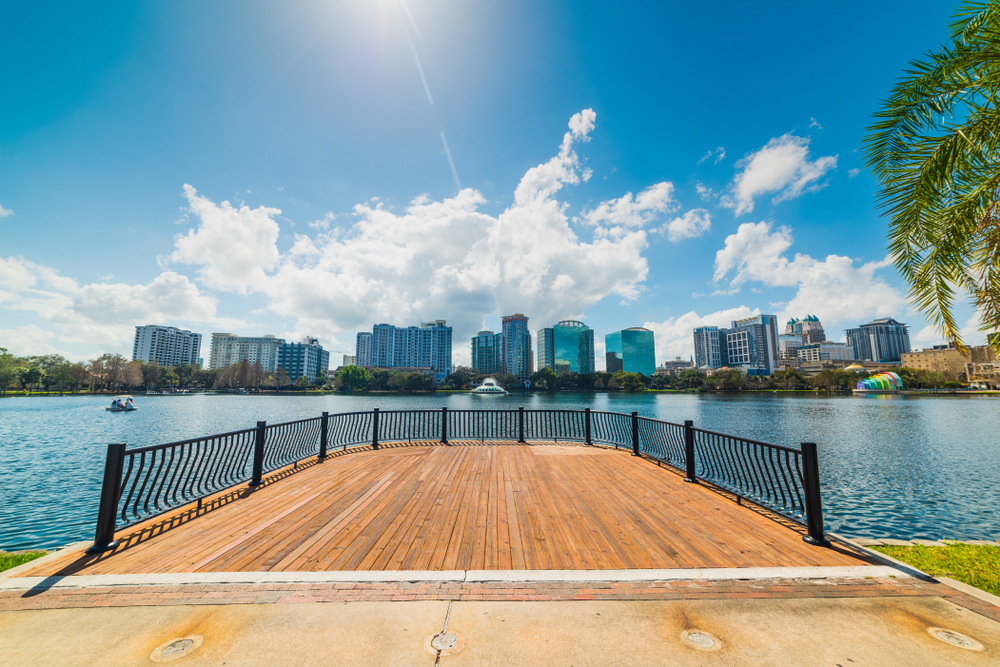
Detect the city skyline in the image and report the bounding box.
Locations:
[2,1,994,371]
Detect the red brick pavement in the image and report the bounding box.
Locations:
[0,578,997,622]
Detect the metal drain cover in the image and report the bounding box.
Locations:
[681,629,721,652]
[928,627,985,651]
[431,632,459,651]
[150,635,204,662]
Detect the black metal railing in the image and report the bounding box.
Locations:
[88,407,829,554]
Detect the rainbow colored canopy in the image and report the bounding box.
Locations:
[856,372,903,391]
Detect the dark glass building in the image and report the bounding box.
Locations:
[471,330,502,375]
[605,327,655,376]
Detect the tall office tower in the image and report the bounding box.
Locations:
[363,320,453,381]
[778,333,804,360]
[845,318,911,363]
[536,320,595,374]
[692,326,724,368]
[605,327,655,375]
[785,315,826,344]
[501,314,532,381]
[132,325,202,366]
[208,333,284,371]
[278,337,330,382]
[355,332,373,367]
[724,315,780,375]
[471,330,502,375]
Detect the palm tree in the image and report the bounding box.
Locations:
[864,1,1000,351]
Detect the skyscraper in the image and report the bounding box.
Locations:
[725,315,779,375]
[278,337,330,382]
[356,332,373,367]
[845,318,911,363]
[132,325,202,366]
[693,326,724,369]
[209,333,284,371]
[537,320,595,374]
[471,330,502,375]
[605,327,655,375]
[359,320,453,380]
[501,314,532,381]
[785,315,826,343]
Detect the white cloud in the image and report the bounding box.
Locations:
[309,212,335,230]
[580,182,675,237]
[170,110,651,366]
[169,184,281,294]
[0,204,13,218]
[808,118,823,130]
[657,209,711,242]
[0,256,230,346]
[643,306,760,362]
[697,146,726,165]
[695,183,716,201]
[848,168,861,178]
[713,221,907,329]
[0,325,57,356]
[722,134,837,215]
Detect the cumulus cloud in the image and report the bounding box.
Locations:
[0,204,13,218]
[0,256,230,346]
[170,110,653,364]
[722,134,837,215]
[848,168,861,178]
[169,184,281,294]
[0,325,57,356]
[657,209,711,242]
[643,306,760,362]
[580,182,675,237]
[713,221,907,326]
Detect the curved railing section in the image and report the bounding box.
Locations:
[87,407,829,555]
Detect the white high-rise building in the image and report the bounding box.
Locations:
[356,332,374,367]
[132,325,202,366]
[342,355,356,367]
[209,333,285,371]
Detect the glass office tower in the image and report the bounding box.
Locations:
[605,327,655,375]
[538,320,595,374]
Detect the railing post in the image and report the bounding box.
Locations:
[683,420,697,483]
[87,443,126,554]
[584,408,592,445]
[800,442,830,547]
[441,407,449,444]
[630,411,640,456]
[319,411,328,459]
[372,408,380,450]
[249,421,266,486]
[518,407,525,443]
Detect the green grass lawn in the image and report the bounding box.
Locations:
[0,551,47,573]
[872,542,1000,596]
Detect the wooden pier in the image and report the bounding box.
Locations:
[22,442,868,577]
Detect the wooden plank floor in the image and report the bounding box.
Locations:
[24,442,869,576]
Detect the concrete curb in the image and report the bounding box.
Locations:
[936,577,1000,607]
[0,565,910,591]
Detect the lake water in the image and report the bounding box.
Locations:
[1,392,998,550]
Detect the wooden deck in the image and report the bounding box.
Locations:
[24,442,868,576]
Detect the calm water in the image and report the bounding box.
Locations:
[1,392,998,550]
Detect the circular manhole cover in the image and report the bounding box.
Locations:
[681,629,722,652]
[927,627,985,651]
[425,630,464,656]
[150,635,204,662]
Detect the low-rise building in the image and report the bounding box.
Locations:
[796,342,854,363]
[901,343,998,381]
[342,355,356,367]
[655,358,694,376]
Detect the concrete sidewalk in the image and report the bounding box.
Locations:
[1,576,998,666]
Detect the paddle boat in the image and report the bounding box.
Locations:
[106,395,138,411]
[471,378,508,395]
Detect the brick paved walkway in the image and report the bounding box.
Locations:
[2,577,998,623]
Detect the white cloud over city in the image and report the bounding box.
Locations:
[722,134,837,215]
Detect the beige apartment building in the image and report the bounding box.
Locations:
[901,343,998,381]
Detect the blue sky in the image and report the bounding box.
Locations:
[1,0,982,367]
